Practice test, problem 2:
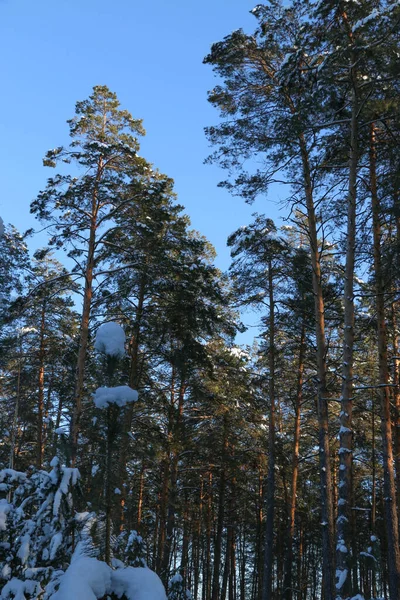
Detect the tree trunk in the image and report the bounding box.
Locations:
[206,471,213,600]
[262,260,276,600]
[136,462,145,532]
[336,65,359,599]
[298,132,335,600]
[283,318,305,600]
[37,301,46,469]
[70,157,103,465]
[161,377,185,584]
[370,122,400,599]
[105,404,117,565]
[9,336,23,471]
[212,416,229,600]
[118,274,146,529]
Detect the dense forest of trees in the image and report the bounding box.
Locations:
[2,1,400,599]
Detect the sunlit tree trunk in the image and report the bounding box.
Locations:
[70,157,103,465]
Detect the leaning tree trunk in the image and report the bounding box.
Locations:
[370,122,400,599]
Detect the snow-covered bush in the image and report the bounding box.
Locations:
[0,322,162,599]
[121,530,147,568]
[167,573,191,600]
[0,459,82,598]
[52,557,166,600]
[0,462,166,599]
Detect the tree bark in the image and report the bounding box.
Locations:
[336,61,359,599]
[161,377,185,584]
[70,157,103,465]
[283,317,305,600]
[118,274,146,529]
[212,416,229,600]
[298,133,335,600]
[370,122,400,599]
[262,260,276,600]
[37,301,46,469]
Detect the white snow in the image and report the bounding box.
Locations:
[50,558,166,600]
[0,469,27,484]
[0,499,10,531]
[93,386,138,409]
[94,322,126,358]
[335,568,348,590]
[55,427,67,435]
[228,346,249,361]
[49,532,63,560]
[53,468,80,516]
[1,578,41,600]
[51,557,112,600]
[112,567,167,600]
[16,534,30,565]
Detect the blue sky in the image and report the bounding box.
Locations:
[0,0,283,273]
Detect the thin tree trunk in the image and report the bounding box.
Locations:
[37,301,46,469]
[118,275,146,529]
[105,404,117,565]
[161,378,185,584]
[156,459,169,573]
[181,492,190,586]
[262,260,276,600]
[371,393,377,600]
[9,336,22,471]
[206,471,213,600]
[136,463,145,533]
[212,416,229,600]
[221,516,232,600]
[283,318,306,600]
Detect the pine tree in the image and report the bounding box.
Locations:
[30,85,150,465]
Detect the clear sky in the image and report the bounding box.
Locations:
[0,0,283,272]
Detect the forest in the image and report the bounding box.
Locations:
[1,1,400,599]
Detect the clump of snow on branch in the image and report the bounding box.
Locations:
[0,499,10,531]
[94,322,126,358]
[93,386,138,409]
[1,578,42,599]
